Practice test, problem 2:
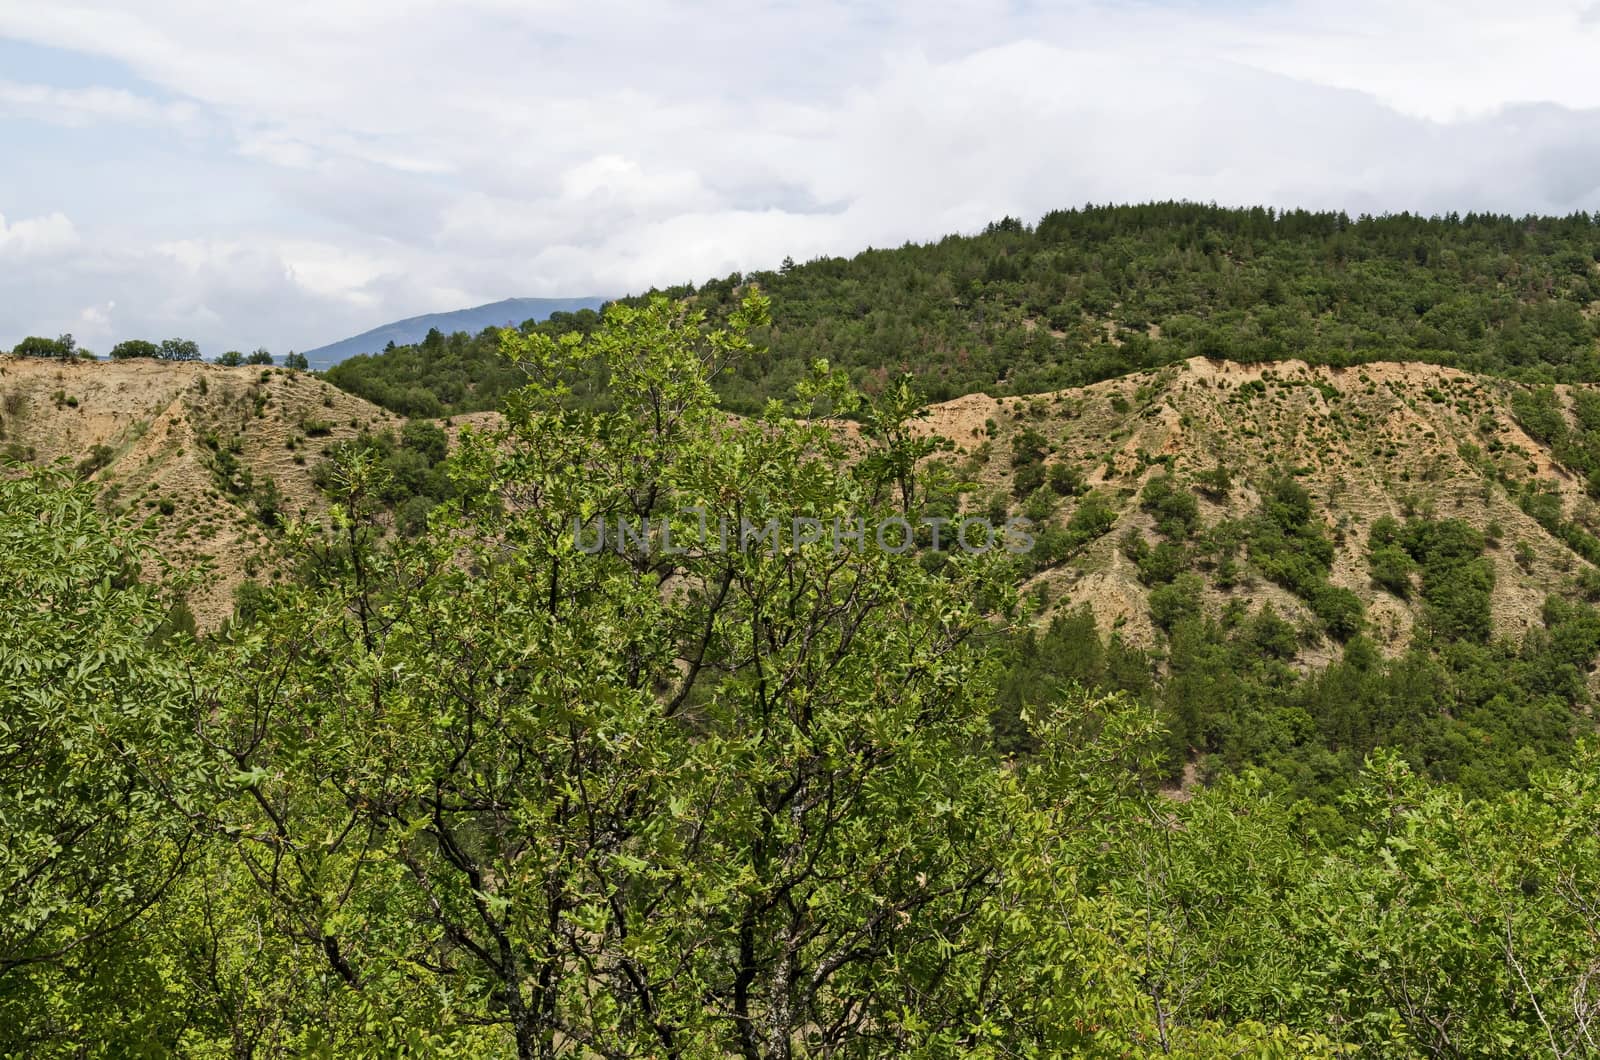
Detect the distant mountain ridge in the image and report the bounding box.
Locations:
[302,296,609,368]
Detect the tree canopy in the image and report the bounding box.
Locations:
[11,334,78,360]
[325,203,1600,418]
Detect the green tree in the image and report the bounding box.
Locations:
[193,295,1246,1056]
[159,338,202,362]
[399,419,448,464]
[110,339,161,360]
[1195,463,1233,500]
[11,335,72,359]
[1047,461,1085,496]
[0,468,200,1048]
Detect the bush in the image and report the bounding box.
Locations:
[1065,491,1117,545]
[1149,573,1203,630]
[252,477,286,528]
[1195,464,1233,500]
[1368,516,1416,597]
[1312,584,1365,641]
[1047,461,1085,496]
[1390,518,1495,643]
[1012,461,1046,498]
[397,495,435,537]
[1137,540,1188,586]
[14,335,75,359]
[75,444,115,479]
[1511,386,1565,447]
[400,420,448,464]
[1022,487,1057,523]
[1369,545,1415,597]
[1243,604,1300,659]
[110,339,161,360]
[1140,473,1199,538]
[1009,426,1049,468]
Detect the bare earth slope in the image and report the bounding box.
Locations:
[915,357,1600,668]
[7,354,1600,658]
[0,356,402,628]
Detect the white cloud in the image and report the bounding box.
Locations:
[1215,0,1600,121]
[72,300,115,345]
[2,1,1600,354]
[0,211,79,259]
[0,77,200,128]
[0,78,199,126]
[235,130,320,170]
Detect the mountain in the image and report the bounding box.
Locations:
[10,350,1600,671]
[319,204,1600,420]
[300,296,609,368]
[904,355,1600,797]
[933,356,1597,664]
[8,343,1600,829]
[0,354,403,626]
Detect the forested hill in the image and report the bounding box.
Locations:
[324,202,1600,416]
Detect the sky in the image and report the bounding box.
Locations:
[3,0,1600,356]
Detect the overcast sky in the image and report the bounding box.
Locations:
[3,0,1600,355]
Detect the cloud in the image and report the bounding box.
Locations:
[2,1,1600,354]
[0,211,79,258]
[0,78,198,126]
[1213,0,1600,121]
[72,300,116,344]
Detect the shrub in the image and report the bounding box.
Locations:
[1009,426,1049,468]
[1511,386,1565,447]
[1312,584,1365,641]
[1047,461,1085,496]
[1148,573,1203,630]
[1195,463,1233,500]
[75,444,115,479]
[1012,461,1046,498]
[1140,473,1199,538]
[1369,545,1415,597]
[1137,540,1188,586]
[110,339,161,360]
[1022,488,1057,523]
[400,420,448,464]
[1065,491,1117,545]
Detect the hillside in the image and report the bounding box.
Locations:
[319,204,1600,419]
[8,347,1600,799]
[939,356,1599,661]
[0,355,403,627]
[302,296,608,368]
[888,355,1600,798]
[13,347,1600,667]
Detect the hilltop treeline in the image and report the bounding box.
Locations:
[325,202,1600,415]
